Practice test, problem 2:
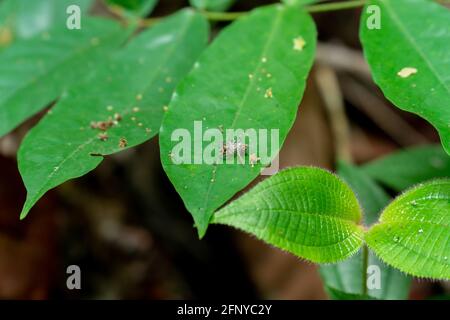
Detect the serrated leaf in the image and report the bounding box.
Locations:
[212,167,364,263]
[18,9,209,219]
[360,0,450,155]
[106,0,158,17]
[320,162,411,300]
[160,4,317,237]
[361,145,450,192]
[0,18,127,137]
[0,0,93,42]
[189,0,236,12]
[366,180,450,280]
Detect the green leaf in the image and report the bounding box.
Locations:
[320,162,411,300]
[361,145,450,192]
[189,0,236,12]
[212,167,364,263]
[106,0,158,17]
[18,9,209,219]
[360,0,450,155]
[160,4,317,237]
[0,18,127,137]
[366,179,450,280]
[0,0,93,42]
[324,286,373,300]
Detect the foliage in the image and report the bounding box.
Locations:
[0,0,449,299]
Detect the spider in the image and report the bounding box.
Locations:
[219,138,248,164]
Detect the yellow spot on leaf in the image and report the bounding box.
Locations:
[397,67,418,78]
[264,88,273,99]
[293,36,306,51]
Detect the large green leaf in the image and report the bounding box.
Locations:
[360,0,450,155]
[361,145,450,192]
[212,167,364,263]
[160,4,317,237]
[18,10,209,219]
[0,18,127,137]
[0,0,93,42]
[320,162,411,300]
[106,0,158,17]
[366,180,450,279]
[189,0,236,11]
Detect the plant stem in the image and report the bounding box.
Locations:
[362,244,369,296]
[306,0,367,13]
[202,0,368,21]
[200,10,247,22]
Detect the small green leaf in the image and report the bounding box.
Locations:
[0,0,93,42]
[106,0,158,17]
[320,162,411,300]
[366,180,450,280]
[0,18,127,137]
[360,0,450,155]
[361,145,450,192]
[189,0,236,12]
[212,167,364,263]
[160,4,317,237]
[18,10,209,219]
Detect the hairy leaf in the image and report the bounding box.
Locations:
[212,167,364,263]
[360,0,450,154]
[366,180,450,279]
[320,162,411,300]
[160,4,317,237]
[361,145,450,192]
[18,10,208,219]
[0,18,127,137]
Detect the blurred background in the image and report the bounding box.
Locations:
[0,0,449,299]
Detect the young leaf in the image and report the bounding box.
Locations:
[366,180,450,280]
[106,0,158,17]
[320,162,411,300]
[18,9,209,219]
[0,0,93,42]
[189,0,236,12]
[0,18,127,137]
[360,0,450,155]
[212,167,364,263]
[160,4,317,237]
[361,145,450,192]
